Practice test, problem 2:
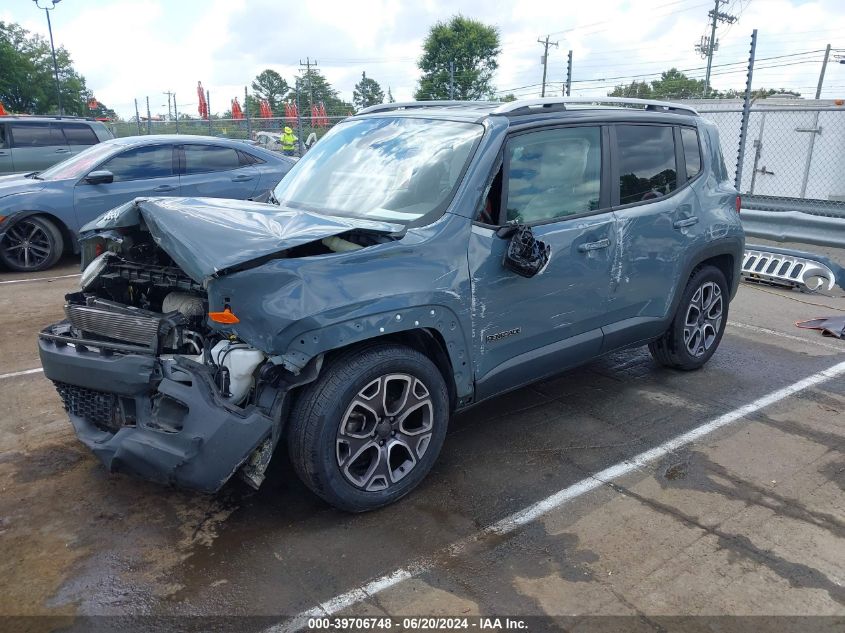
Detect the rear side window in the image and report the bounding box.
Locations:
[10,122,66,147]
[183,145,240,174]
[506,126,602,223]
[681,127,701,181]
[238,150,265,166]
[61,123,99,146]
[0,125,6,149]
[615,125,677,205]
[99,145,174,181]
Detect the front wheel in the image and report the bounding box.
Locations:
[0,215,64,272]
[287,343,450,512]
[649,265,729,370]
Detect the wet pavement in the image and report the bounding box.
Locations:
[0,256,843,631]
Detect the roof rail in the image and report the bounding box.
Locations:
[492,97,699,117]
[356,100,498,115]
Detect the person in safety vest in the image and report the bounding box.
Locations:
[281,126,298,156]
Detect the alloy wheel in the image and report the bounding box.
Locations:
[1,219,54,270]
[683,281,723,357]
[336,373,434,492]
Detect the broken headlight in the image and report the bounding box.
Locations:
[80,251,114,290]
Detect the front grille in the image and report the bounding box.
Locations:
[65,304,160,347]
[55,382,119,431]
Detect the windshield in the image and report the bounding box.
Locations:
[272,117,483,224]
[38,142,119,181]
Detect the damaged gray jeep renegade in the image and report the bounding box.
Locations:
[38,98,744,512]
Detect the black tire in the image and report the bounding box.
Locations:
[0,215,64,272]
[649,265,729,371]
[287,343,450,512]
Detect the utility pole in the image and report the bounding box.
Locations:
[449,61,455,99]
[134,99,141,135]
[34,1,63,115]
[299,57,318,113]
[815,44,831,99]
[145,96,151,134]
[173,92,179,133]
[695,0,737,97]
[564,50,573,97]
[538,35,559,97]
[162,90,173,121]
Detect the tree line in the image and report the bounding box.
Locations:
[2,14,804,122]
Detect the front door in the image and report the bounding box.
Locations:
[73,143,179,227]
[9,122,70,172]
[468,125,616,400]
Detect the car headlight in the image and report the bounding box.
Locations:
[80,251,113,290]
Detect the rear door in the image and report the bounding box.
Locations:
[177,144,259,199]
[73,143,179,225]
[0,123,13,174]
[60,122,101,156]
[9,121,71,172]
[468,124,616,399]
[602,123,701,350]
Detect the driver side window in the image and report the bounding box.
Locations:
[99,145,174,182]
[505,126,601,224]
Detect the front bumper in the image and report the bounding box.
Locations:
[38,323,274,492]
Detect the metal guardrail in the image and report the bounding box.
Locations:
[743,195,845,219]
[740,209,845,249]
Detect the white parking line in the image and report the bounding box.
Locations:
[268,358,845,633]
[0,273,80,285]
[0,367,44,380]
[728,321,844,352]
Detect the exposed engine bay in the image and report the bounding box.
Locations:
[38,197,405,493]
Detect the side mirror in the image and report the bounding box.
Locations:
[85,170,114,185]
[502,224,550,278]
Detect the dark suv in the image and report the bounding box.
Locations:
[38,98,744,512]
[0,116,113,175]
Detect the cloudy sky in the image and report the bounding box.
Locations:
[3,0,845,118]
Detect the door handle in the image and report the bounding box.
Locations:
[153,184,177,192]
[673,216,699,229]
[0,151,8,156]
[55,148,71,153]
[231,174,254,182]
[578,238,610,253]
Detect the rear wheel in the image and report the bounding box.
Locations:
[287,343,450,512]
[649,265,728,370]
[0,215,64,272]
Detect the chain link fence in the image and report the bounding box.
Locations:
[108,100,845,221]
[697,101,845,219]
[108,115,346,155]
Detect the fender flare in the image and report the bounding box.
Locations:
[273,305,473,400]
[666,236,744,322]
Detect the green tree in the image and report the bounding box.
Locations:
[287,68,353,116]
[0,21,89,115]
[386,86,395,103]
[500,93,517,102]
[353,72,385,110]
[608,80,654,98]
[415,15,500,100]
[251,69,289,115]
[610,69,706,100]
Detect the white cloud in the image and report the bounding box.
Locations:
[3,0,845,118]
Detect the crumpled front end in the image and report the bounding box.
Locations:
[39,330,275,491]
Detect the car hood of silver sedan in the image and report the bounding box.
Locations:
[80,197,405,282]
